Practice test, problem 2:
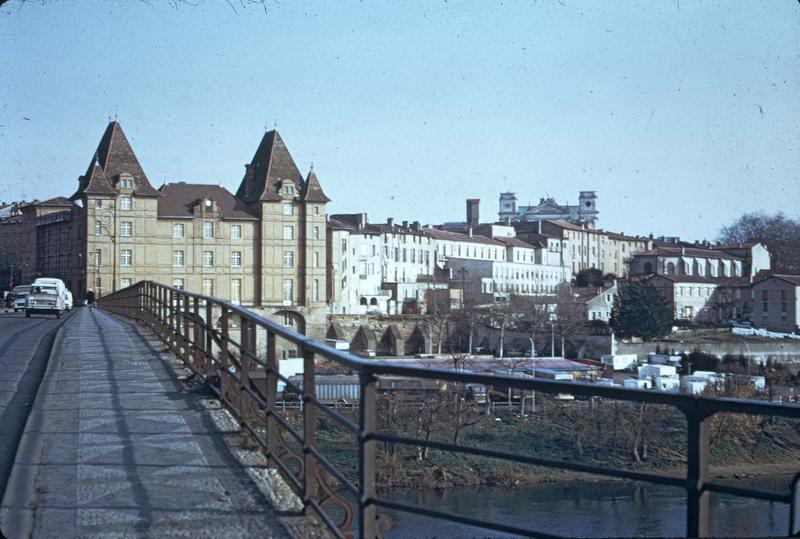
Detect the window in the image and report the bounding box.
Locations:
[231,251,242,267]
[341,239,347,253]
[173,278,184,290]
[94,221,102,236]
[202,250,214,267]
[173,250,184,267]
[282,183,294,195]
[95,249,102,266]
[283,202,293,216]
[283,251,294,267]
[762,290,769,300]
[121,277,132,288]
[121,249,132,267]
[763,301,769,312]
[312,251,319,268]
[313,226,320,240]
[283,279,293,302]
[283,312,295,327]
[312,279,320,302]
[120,196,132,211]
[202,278,214,297]
[232,279,242,305]
[313,206,320,216]
[173,223,185,238]
[94,199,103,209]
[283,226,294,240]
[231,224,242,240]
[121,178,133,189]
[121,221,132,237]
[203,221,214,239]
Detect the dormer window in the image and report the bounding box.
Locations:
[280,181,295,196]
[119,173,134,190]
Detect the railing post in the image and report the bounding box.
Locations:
[240,315,251,389]
[791,472,800,537]
[302,346,319,518]
[193,296,203,374]
[266,330,278,467]
[169,288,176,346]
[685,407,710,538]
[182,293,191,361]
[205,300,214,376]
[220,307,229,371]
[359,370,378,539]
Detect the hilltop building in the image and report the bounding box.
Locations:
[498,191,598,228]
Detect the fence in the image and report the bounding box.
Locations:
[99,281,800,538]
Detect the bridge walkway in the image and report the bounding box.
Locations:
[0,308,300,538]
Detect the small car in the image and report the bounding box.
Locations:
[13,285,31,312]
[25,284,65,318]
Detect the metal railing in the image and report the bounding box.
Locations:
[98,281,800,538]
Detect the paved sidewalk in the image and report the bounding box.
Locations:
[1,308,291,538]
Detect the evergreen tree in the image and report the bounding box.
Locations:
[610,282,672,340]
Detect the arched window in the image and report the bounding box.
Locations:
[370,298,378,306]
[666,262,675,275]
[359,297,368,306]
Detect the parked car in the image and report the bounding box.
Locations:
[25,284,66,318]
[13,285,31,312]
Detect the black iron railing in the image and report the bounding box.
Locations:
[98,281,800,538]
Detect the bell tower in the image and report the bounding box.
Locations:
[498,192,517,223]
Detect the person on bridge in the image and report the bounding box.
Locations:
[84,288,96,311]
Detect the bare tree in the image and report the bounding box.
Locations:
[510,294,551,356]
[553,286,588,357]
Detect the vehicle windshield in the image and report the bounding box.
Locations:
[14,286,31,295]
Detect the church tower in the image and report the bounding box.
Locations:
[578,191,598,228]
[498,192,518,223]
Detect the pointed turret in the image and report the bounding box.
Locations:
[301,168,330,203]
[236,130,304,204]
[71,121,161,200]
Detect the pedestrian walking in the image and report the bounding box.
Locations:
[85,288,96,311]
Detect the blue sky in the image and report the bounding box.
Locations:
[2,1,798,241]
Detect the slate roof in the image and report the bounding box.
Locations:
[423,228,504,246]
[636,246,743,261]
[754,273,800,287]
[302,169,330,203]
[158,183,258,220]
[71,121,161,200]
[236,130,305,203]
[493,237,537,249]
[645,274,747,285]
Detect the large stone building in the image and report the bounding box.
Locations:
[498,191,598,227]
[0,121,329,341]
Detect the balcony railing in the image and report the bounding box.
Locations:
[98,281,800,538]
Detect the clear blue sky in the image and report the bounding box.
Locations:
[2,1,798,241]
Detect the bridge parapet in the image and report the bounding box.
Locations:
[99,281,800,538]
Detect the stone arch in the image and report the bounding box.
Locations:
[275,309,306,334]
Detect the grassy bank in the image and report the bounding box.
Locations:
[307,398,800,491]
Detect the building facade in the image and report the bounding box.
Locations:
[1,121,329,340]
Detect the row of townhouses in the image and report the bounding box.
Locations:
[1,124,798,342]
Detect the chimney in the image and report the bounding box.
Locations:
[681,247,686,256]
[467,227,473,238]
[537,221,542,234]
[387,217,394,227]
[412,221,420,231]
[466,198,480,226]
[402,220,409,229]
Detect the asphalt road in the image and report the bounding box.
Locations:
[0,309,70,507]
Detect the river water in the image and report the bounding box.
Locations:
[383,476,794,538]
